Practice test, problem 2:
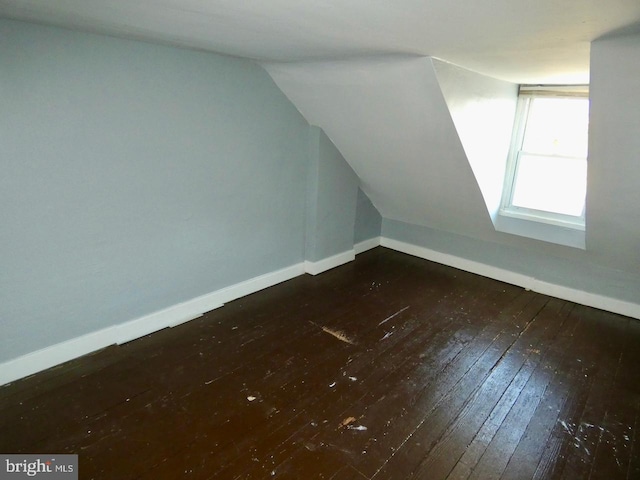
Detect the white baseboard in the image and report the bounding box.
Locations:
[354,236,381,255]
[303,238,379,276]
[305,249,356,276]
[381,237,640,320]
[9,234,633,386]
[0,262,306,386]
[1,243,378,385]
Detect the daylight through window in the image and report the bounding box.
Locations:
[501,86,589,228]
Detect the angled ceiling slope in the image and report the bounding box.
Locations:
[264,57,507,238]
[432,60,519,222]
[1,1,639,84]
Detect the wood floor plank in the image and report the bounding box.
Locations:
[500,305,588,480]
[531,332,599,475]
[394,299,569,479]
[400,300,573,480]
[211,281,511,479]
[627,396,640,480]
[557,307,630,480]
[588,313,640,480]
[529,304,608,480]
[330,465,369,479]
[588,394,638,479]
[335,293,548,478]
[137,261,497,479]
[446,354,540,480]
[463,301,577,480]
[0,247,637,480]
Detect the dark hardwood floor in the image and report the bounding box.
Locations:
[1,247,639,479]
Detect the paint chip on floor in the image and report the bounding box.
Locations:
[339,416,357,428]
[321,326,356,345]
[347,425,368,431]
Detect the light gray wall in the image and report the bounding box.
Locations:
[383,219,640,304]
[587,32,640,272]
[354,188,382,243]
[305,126,359,262]
[0,19,310,362]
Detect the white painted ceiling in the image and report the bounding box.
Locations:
[265,57,514,237]
[1,0,640,83]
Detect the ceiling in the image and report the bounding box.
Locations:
[2,0,640,83]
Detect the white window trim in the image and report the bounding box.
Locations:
[496,85,588,249]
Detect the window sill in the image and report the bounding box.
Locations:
[495,212,586,249]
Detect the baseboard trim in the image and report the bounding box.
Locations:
[8,235,633,386]
[0,262,306,386]
[381,237,640,320]
[305,249,356,276]
[354,236,381,255]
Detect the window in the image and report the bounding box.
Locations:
[500,86,589,230]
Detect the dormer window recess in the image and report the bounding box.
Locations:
[500,85,589,232]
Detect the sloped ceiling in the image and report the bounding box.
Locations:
[265,57,495,236]
[2,1,639,240]
[1,0,639,84]
[431,59,518,223]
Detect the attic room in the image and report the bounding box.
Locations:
[1,1,639,478]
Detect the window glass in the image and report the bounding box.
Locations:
[502,89,589,225]
[521,97,589,158]
[511,154,587,216]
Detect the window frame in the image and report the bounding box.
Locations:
[499,85,589,231]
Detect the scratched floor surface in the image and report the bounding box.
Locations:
[1,247,639,479]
